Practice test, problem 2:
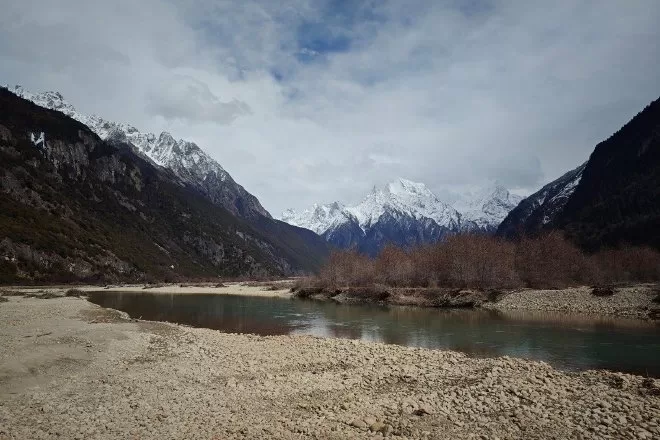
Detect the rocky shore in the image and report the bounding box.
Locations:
[1,295,659,439]
[295,283,660,320]
[482,285,660,320]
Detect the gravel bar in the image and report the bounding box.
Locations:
[0,296,659,439]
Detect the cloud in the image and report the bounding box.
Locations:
[146,75,251,123]
[1,0,659,215]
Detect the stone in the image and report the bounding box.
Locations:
[415,404,434,416]
[370,422,386,432]
[350,420,367,429]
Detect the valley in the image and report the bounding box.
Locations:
[3,0,660,438]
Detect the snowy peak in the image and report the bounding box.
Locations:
[281,178,518,255]
[281,202,357,235]
[11,85,79,121]
[385,178,434,197]
[280,178,523,249]
[346,178,460,230]
[11,85,269,219]
[452,183,523,230]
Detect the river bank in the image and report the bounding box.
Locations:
[0,281,294,299]
[1,295,659,439]
[3,282,658,320]
[294,284,660,320]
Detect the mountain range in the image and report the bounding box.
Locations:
[2,82,658,284]
[0,87,329,283]
[281,178,522,255]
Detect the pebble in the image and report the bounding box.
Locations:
[2,294,659,440]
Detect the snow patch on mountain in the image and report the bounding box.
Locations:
[30,131,45,148]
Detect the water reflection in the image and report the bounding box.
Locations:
[88,292,660,376]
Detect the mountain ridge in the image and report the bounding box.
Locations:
[498,95,660,250]
[0,87,328,283]
[9,85,270,220]
[281,178,522,254]
[497,163,586,239]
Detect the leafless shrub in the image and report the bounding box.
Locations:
[318,250,374,288]
[652,289,660,304]
[291,276,325,293]
[310,233,660,290]
[65,288,84,297]
[444,235,520,288]
[515,232,600,288]
[594,246,660,283]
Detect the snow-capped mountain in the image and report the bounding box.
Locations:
[281,178,522,254]
[497,163,586,238]
[281,202,357,235]
[9,85,270,219]
[452,184,523,232]
[347,179,462,231]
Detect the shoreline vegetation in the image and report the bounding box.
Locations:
[290,233,660,319]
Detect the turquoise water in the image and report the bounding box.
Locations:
[88,292,660,376]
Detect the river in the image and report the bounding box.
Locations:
[87,291,660,376]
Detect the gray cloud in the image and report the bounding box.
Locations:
[1,0,659,215]
[146,75,251,123]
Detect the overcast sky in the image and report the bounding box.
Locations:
[2,0,660,214]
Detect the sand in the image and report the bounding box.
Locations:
[1,295,658,439]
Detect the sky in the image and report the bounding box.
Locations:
[1,0,660,214]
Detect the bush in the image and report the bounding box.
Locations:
[591,286,615,297]
[652,289,660,304]
[318,250,373,288]
[593,246,660,283]
[515,232,601,288]
[291,276,325,292]
[65,288,84,297]
[444,235,519,288]
[309,233,660,290]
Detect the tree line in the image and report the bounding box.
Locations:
[311,232,660,289]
